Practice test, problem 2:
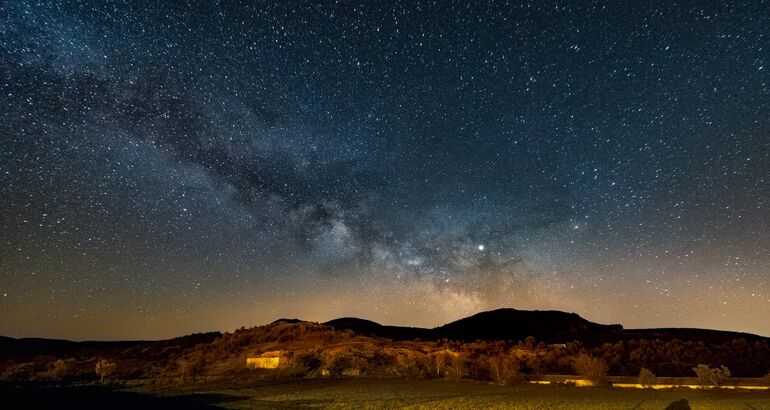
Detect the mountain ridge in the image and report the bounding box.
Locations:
[323,308,767,345]
[1,308,767,357]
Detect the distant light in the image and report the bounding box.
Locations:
[478,245,485,251]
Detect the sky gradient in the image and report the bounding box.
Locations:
[1,0,769,340]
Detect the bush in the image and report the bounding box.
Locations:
[572,354,608,386]
[290,351,323,374]
[176,357,203,378]
[638,367,656,388]
[42,358,77,381]
[3,362,36,381]
[692,364,731,387]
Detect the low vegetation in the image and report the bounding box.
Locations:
[572,353,609,385]
[692,364,731,387]
[637,367,657,388]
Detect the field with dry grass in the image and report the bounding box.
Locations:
[125,378,770,409]
[5,377,770,409]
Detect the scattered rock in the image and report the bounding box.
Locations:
[665,399,691,410]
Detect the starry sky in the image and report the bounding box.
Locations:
[1,1,769,340]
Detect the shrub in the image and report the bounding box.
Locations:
[692,364,731,387]
[638,367,656,388]
[572,354,608,386]
[290,351,323,374]
[44,358,77,381]
[177,357,203,378]
[3,362,36,381]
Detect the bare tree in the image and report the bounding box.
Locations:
[395,353,419,377]
[692,364,731,387]
[448,352,467,379]
[572,354,608,386]
[488,352,524,385]
[95,359,117,382]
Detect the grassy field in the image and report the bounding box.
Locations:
[4,379,770,409]
[123,378,770,409]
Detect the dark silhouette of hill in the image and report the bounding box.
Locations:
[325,308,623,343]
[2,308,768,363]
[324,308,768,345]
[0,332,221,361]
[325,317,425,340]
[0,336,141,361]
[432,308,623,342]
[619,328,768,344]
[271,318,304,324]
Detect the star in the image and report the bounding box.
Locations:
[0,0,767,339]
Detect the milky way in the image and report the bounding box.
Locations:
[1,1,769,340]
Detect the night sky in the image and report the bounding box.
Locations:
[1,1,769,340]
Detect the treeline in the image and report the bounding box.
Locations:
[586,337,770,377]
[2,321,769,383]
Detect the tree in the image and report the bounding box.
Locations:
[488,353,524,385]
[572,354,608,386]
[692,364,731,387]
[427,350,449,378]
[638,367,657,388]
[47,359,76,381]
[95,359,117,382]
[447,352,467,379]
[524,336,536,350]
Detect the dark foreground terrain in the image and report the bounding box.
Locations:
[1,382,222,409]
[4,379,770,409]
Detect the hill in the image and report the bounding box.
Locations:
[0,336,142,361]
[324,317,425,340]
[324,308,768,346]
[325,309,623,343]
[0,332,221,362]
[432,308,623,342]
[325,308,624,343]
[2,309,769,380]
